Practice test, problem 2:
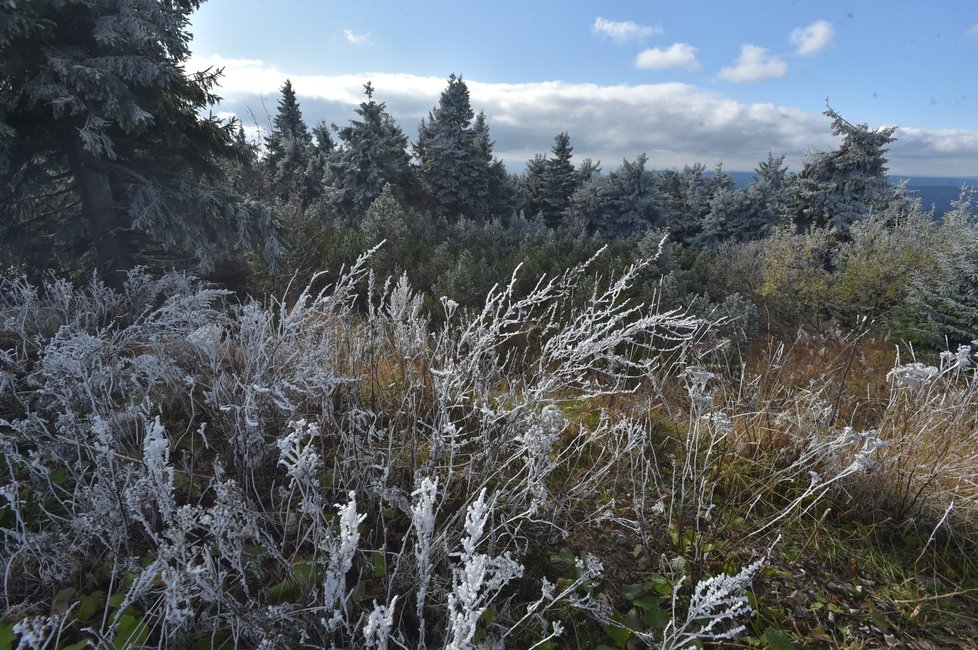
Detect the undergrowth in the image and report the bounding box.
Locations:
[1,251,975,648]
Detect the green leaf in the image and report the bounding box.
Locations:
[112,610,149,650]
[648,574,673,597]
[603,622,633,647]
[267,562,317,605]
[762,627,797,650]
[623,574,672,601]
[62,640,92,650]
[371,551,386,578]
[644,605,669,630]
[51,586,77,615]
[75,591,105,622]
[867,601,890,631]
[0,624,16,650]
[107,593,125,610]
[631,594,661,611]
[50,468,70,486]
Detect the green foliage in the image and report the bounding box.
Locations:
[0,0,280,285]
[757,225,834,329]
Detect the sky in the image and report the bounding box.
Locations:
[189,0,978,177]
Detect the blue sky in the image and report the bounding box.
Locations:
[189,1,978,176]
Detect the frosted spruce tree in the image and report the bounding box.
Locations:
[325,82,413,218]
[472,110,516,219]
[263,79,315,203]
[0,0,280,287]
[733,153,788,241]
[519,132,580,228]
[415,74,493,220]
[563,154,660,238]
[603,155,661,238]
[542,132,579,228]
[787,107,901,235]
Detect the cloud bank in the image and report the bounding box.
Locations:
[635,43,700,70]
[192,55,978,176]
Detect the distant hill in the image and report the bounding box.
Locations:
[892,175,978,216]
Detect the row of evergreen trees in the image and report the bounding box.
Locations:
[253,75,909,248]
[0,0,911,285]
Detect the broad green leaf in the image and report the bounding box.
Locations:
[51,587,77,615]
[762,627,797,650]
[75,591,105,621]
[644,605,669,630]
[112,610,150,650]
[371,551,386,578]
[0,624,16,650]
[631,594,661,611]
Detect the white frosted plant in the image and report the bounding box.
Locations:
[749,426,887,536]
[322,492,366,632]
[512,404,564,515]
[277,419,326,546]
[126,413,176,531]
[11,613,71,650]
[362,596,398,650]
[659,541,776,650]
[446,489,524,650]
[411,476,439,648]
[0,249,738,647]
[886,361,939,392]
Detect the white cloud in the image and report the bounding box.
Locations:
[343,29,372,45]
[789,20,834,55]
[188,54,978,175]
[635,43,700,70]
[968,24,978,41]
[719,45,788,83]
[592,17,660,42]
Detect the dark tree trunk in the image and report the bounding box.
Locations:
[71,140,135,290]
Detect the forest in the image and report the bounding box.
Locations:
[2,1,977,648]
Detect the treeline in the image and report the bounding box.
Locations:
[247,75,902,245]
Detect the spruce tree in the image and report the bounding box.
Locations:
[326,82,412,218]
[0,0,279,287]
[679,164,713,243]
[542,132,578,228]
[264,79,313,202]
[787,107,899,235]
[519,153,549,219]
[415,74,491,220]
[472,112,515,218]
[304,120,335,201]
[590,155,659,238]
[733,153,787,241]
